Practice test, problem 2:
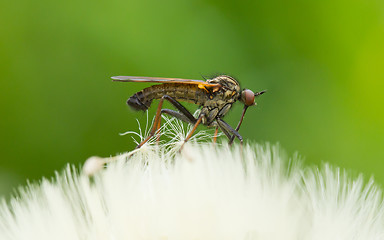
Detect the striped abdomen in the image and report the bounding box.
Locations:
[127,83,208,111]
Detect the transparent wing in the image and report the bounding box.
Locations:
[111,76,221,88]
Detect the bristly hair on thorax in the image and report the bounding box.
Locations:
[202,73,238,81]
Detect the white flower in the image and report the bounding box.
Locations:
[1,118,383,240]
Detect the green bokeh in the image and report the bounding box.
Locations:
[0,0,383,197]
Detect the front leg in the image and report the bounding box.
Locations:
[228,105,248,145]
[216,118,243,144]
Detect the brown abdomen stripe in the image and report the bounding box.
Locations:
[127,83,208,111]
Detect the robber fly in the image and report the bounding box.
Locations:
[112,75,265,149]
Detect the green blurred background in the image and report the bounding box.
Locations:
[1,0,383,197]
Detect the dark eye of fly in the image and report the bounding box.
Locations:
[242,89,255,106]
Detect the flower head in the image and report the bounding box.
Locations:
[1,117,384,240]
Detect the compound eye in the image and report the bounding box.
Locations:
[242,89,255,106]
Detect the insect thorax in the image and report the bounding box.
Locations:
[201,75,241,125]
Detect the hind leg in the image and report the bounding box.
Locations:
[136,97,165,149]
[136,95,197,149]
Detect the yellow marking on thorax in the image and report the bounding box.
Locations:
[198,84,209,93]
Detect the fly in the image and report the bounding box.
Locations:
[112,75,266,149]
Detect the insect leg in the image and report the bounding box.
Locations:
[155,114,162,143]
[213,126,219,144]
[228,105,248,145]
[184,114,204,142]
[161,109,196,125]
[179,114,204,150]
[216,118,243,144]
[136,95,197,149]
[216,121,231,139]
[156,96,197,143]
[162,95,197,124]
[157,96,198,143]
[136,97,165,149]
